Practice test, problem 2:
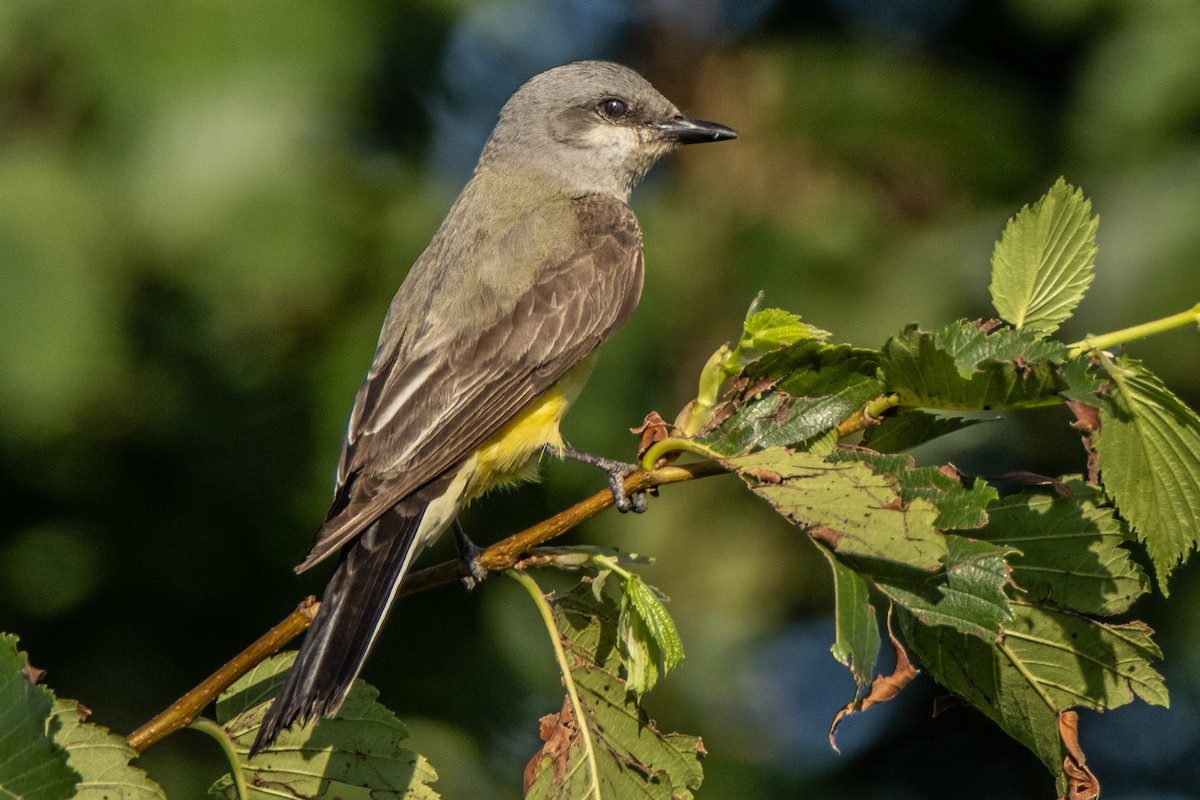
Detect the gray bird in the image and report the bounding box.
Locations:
[252,60,735,754]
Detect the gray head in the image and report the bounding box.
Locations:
[478,61,736,200]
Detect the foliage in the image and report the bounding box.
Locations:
[639,179,1193,796]
[0,634,164,800]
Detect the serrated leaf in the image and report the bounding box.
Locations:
[728,447,946,570]
[990,177,1098,333]
[0,634,79,800]
[878,535,1015,639]
[903,600,1167,783]
[49,701,165,800]
[934,322,1069,378]
[213,653,439,799]
[879,322,1067,411]
[1096,358,1200,590]
[970,478,1149,615]
[525,587,704,800]
[828,450,998,529]
[816,545,880,691]
[699,340,881,455]
[860,409,987,454]
[738,307,828,352]
[618,576,684,696]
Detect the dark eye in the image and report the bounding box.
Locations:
[599,97,628,120]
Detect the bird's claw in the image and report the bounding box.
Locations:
[606,466,648,513]
[453,520,488,590]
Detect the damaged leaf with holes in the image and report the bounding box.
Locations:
[525,586,704,800]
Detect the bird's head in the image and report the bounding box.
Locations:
[482,61,736,200]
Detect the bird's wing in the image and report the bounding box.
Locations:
[297,195,644,571]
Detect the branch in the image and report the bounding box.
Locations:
[1068,302,1200,356]
[125,460,728,752]
[126,597,320,752]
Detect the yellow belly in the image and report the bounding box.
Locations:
[465,353,597,502]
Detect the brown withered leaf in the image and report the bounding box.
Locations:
[974,318,1005,333]
[1058,711,1100,800]
[633,411,676,467]
[741,467,783,484]
[524,697,581,792]
[1066,400,1101,484]
[829,610,920,752]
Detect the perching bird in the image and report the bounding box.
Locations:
[252,60,735,753]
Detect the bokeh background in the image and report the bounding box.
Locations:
[3,1,1200,797]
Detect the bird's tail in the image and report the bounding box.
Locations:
[250,479,450,755]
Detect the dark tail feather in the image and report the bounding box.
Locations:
[251,488,441,754]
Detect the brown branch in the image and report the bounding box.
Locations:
[126,597,320,752]
[124,459,727,752]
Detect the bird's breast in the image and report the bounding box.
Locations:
[464,352,599,501]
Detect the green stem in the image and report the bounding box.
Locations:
[1069,303,1200,356]
[188,717,249,800]
[640,437,723,472]
[508,569,602,800]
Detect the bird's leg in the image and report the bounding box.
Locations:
[556,445,648,513]
[453,519,488,589]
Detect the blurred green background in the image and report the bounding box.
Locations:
[3,1,1199,797]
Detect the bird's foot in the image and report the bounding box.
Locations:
[453,520,488,589]
[558,445,648,513]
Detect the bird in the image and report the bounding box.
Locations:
[251,60,736,754]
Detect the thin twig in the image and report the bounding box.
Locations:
[125,460,728,752]
[126,597,320,752]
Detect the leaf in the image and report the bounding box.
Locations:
[879,322,1067,411]
[860,409,987,454]
[49,701,165,800]
[816,544,880,692]
[1096,358,1200,590]
[737,306,828,353]
[524,587,705,800]
[828,611,918,751]
[877,535,1016,639]
[212,653,440,799]
[1059,712,1100,800]
[969,478,1149,615]
[698,340,881,455]
[618,574,685,696]
[902,600,1167,783]
[828,450,998,529]
[990,177,1098,333]
[0,634,79,800]
[728,447,946,570]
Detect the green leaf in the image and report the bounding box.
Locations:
[860,409,987,453]
[728,447,946,570]
[737,306,828,353]
[816,545,880,692]
[49,701,165,800]
[878,535,1015,639]
[879,322,1067,411]
[969,478,1149,615]
[828,450,998,529]
[212,653,440,799]
[699,340,881,455]
[525,587,704,800]
[903,600,1167,782]
[618,575,685,696]
[990,177,1098,333]
[0,634,79,800]
[1096,358,1200,590]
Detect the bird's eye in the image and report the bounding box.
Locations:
[599,98,628,120]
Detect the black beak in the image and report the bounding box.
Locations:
[653,115,738,144]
